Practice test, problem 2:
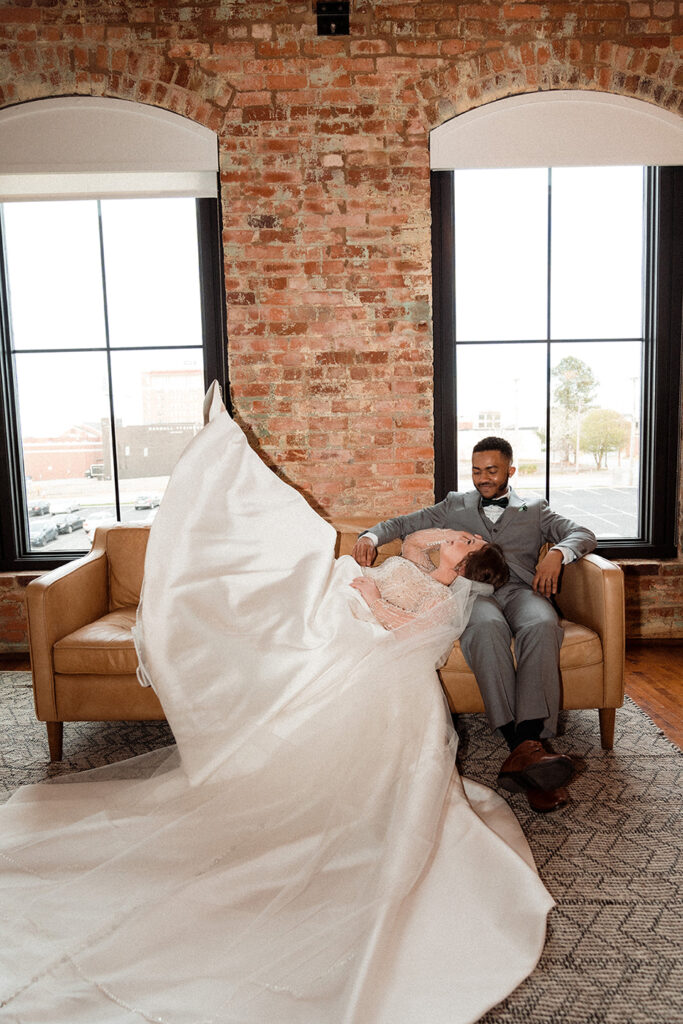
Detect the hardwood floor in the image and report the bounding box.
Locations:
[0,654,31,671]
[3,644,681,748]
[624,641,683,749]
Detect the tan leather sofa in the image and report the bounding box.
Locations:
[27,522,625,761]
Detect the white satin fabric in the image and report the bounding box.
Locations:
[0,384,553,1024]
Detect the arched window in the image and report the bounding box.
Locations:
[431,91,683,558]
[0,98,227,568]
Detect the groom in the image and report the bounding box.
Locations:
[352,436,597,814]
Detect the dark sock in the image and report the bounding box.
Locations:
[500,721,517,750]
[515,718,544,745]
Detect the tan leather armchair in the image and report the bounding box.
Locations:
[27,522,625,761]
[27,525,163,760]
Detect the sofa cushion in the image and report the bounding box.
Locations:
[444,618,602,674]
[556,619,603,669]
[53,607,138,676]
[106,527,150,611]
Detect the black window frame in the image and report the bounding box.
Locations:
[0,194,229,572]
[431,165,682,560]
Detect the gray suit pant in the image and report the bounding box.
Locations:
[459,581,564,739]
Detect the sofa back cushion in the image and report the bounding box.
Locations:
[106,526,151,610]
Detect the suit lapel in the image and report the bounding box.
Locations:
[489,488,525,539]
[465,490,494,536]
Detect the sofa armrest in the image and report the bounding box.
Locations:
[332,518,378,559]
[556,553,625,707]
[26,537,109,720]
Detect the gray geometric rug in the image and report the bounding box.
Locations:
[1,672,681,1024]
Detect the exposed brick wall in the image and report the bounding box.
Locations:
[0,0,681,644]
[620,560,683,639]
[0,573,41,653]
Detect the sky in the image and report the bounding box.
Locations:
[453,165,644,431]
[3,197,203,435]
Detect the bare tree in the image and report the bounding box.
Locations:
[552,356,597,468]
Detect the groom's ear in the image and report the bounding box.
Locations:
[508,463,516,478]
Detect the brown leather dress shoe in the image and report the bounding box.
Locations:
[526,786,570,813]
[497,739,574,794]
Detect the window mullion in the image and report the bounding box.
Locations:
[431,170,457,499]
[196,196,229,408]
[545,168,552,502]
[0,206,30,563]
[96,200,121,522]
[640,166,681,556]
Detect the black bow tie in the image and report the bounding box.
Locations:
[481,496,509,508]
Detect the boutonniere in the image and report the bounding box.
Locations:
[519,503,528,512]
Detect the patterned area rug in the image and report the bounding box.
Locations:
[1,672,681,1024]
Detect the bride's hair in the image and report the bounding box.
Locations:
[458,543,508,590]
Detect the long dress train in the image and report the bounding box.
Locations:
[0,383,553,1024]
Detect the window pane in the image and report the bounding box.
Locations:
[454,169,548,342]
[549,341,641,538]
[456,343,547,494]
[550,167,644,340]
[15,351,114,553]
[3,201,106,351]
[101,199,203,348]
[109,349,204,525]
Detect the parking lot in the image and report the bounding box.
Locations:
[28,503,158,553]
[515,486,638,539]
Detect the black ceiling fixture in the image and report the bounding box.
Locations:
[315,2,350,36]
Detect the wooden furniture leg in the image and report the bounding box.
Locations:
[599,708,616,750]
[46,721,63,761]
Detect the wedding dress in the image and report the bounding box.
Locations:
[0,384,553,1024]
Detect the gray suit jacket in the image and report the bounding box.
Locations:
[365,489,597,587]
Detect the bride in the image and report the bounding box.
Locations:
[0,384,553,1024]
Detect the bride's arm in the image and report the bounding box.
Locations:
[401,529,456,572]
[350,576,418,630]
[349,575,452,631]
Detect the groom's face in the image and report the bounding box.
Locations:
[471,450,516,499]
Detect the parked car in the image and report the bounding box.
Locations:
[29,520,58,547]
[54,510,85,534]
[83,510,118,539]
[51,501,81,515]
[134,495,161,510]
[28,499,50,517]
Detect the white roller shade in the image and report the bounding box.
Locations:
[430,91,683,169]
[0,97,218,200]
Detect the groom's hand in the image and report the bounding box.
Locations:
[351,536,377,566]
[532,549,563,596]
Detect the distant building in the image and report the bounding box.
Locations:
[476,411,501,431]
[142,369,204,424]
[102,420,200,479]
[457,425,545,474]
[23,424,103,481]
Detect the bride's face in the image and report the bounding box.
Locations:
[439,531,486,570]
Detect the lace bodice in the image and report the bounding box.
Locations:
[362,556,452,630]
